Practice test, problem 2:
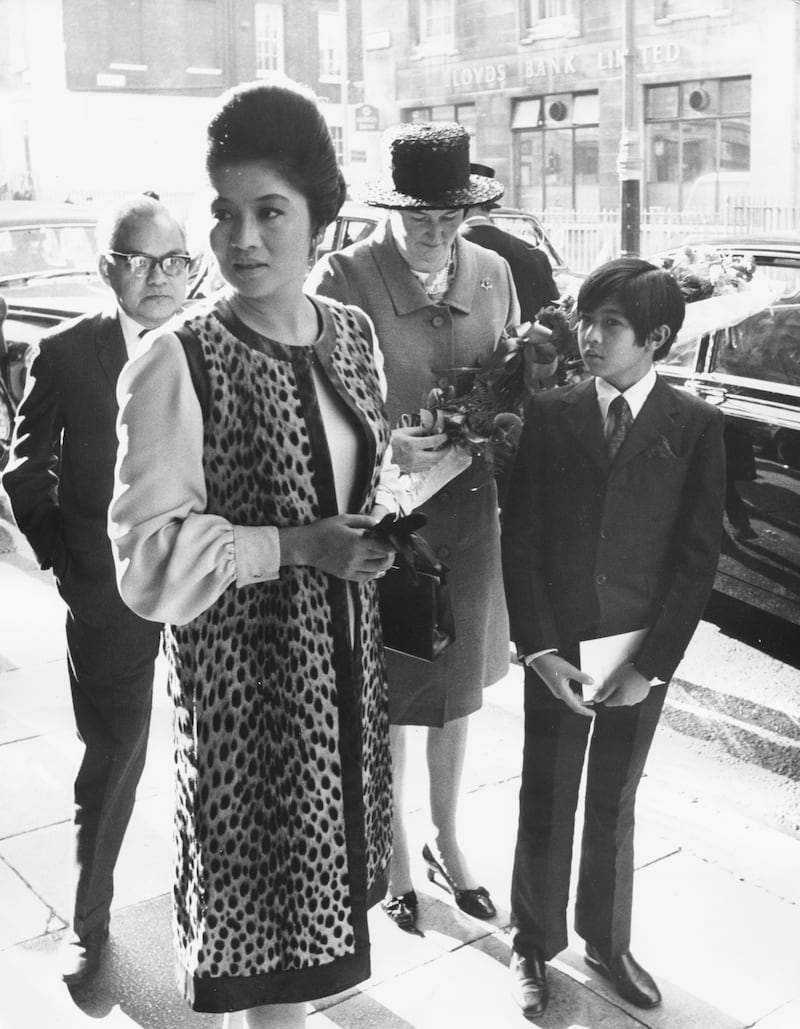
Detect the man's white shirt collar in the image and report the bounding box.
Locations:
[117,307,154,360]
[595,366,658,424]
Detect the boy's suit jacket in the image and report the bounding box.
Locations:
[3,308,132,626]
[502,374,726,683]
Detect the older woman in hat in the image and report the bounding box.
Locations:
[308,122,520,931]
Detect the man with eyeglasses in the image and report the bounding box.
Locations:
[3,193,188,985]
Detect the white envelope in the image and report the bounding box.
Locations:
[579,628,651,703]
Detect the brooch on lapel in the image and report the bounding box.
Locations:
[645,434,677,460]
[480,278,494,291]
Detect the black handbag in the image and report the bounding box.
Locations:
[367,513,456,662]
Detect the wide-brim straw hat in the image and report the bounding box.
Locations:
[361,122,504,210]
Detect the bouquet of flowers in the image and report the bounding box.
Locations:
[418,297,579,453]
[656,244,785,343]
[398,299,579,507]
[655,243,756,303]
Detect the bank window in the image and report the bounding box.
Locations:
[255,3,284,76]
[402,103,476,137]
[645,77,751,214]
[109,0,145,68]
[186,0,221,73]
[319,10,342,80]
[512,92,599,210]
[411,0,455,56]
[654,0,730,22]
[521,0,580,41]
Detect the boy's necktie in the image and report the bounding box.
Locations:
[606,394,633,461]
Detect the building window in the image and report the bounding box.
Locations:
[186,0,221,73]
[512,92,599,210]
[401,103,476,136]
[255,3,284,76]
[411,0,455,56]
[318,10,343,81]
[654,0,730,22]
[329,125,344,164]
[645,77,750,213]
[109,0,145,69]
[521,0,579,41]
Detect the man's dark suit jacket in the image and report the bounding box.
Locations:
[4,309,132,627]
[460,219,559,323]
[502,375,726,683]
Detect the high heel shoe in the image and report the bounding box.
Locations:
[381,890,419,932]
[422,843,496,919]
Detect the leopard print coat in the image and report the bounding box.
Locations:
[165,297,392,1012]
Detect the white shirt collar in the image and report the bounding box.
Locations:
[595,366,658,423]
[117,306,154,360]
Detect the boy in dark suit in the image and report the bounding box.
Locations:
[3,194,188,984]
[501,257,726,1018]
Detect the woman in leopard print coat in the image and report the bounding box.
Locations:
[109,79,407,1027]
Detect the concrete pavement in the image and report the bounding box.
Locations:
[1,524,799,1029]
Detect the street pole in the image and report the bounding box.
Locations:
[617,0,641,257]
[340,0,349,175]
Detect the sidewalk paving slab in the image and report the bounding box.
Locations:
[2,554,800,1028]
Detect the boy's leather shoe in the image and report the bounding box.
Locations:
[510,946,549,1019]
[584,943,662,1008]
[60,920,109,985]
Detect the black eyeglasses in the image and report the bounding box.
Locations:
[106,251,191,277]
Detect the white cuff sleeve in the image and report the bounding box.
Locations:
[233,525,281,586]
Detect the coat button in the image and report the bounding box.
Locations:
[436,545,451,560]
[596,573,607,585]
[431,315,445,327]
[600,529,609,540]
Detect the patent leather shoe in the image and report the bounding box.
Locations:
[584,943,662,1008]
[509,947,549,1019]
[421,843,496,919]
[381,890,419,932]
[60,919,110,985]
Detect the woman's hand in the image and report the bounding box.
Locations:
[279,514,396,583]
[390,425,449,473]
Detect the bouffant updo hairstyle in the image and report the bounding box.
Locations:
[206,76,347,235]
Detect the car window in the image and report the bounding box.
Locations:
[0,224,97,277]
[660,331,702,373]
[712,299,800,388]
[491,213,543,246]
[340,218,375,248]
[706,261,800,389]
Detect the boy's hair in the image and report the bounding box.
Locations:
[577,257,685,360]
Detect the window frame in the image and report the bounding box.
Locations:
[318,9,343,82]
[255,2,285,77]
[520,0,580,43]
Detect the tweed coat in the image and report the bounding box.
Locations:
[460,217,559,323]
[307,220,517,725]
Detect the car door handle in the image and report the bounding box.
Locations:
[686,383,727,405]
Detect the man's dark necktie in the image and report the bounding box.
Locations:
[606,394,633,461]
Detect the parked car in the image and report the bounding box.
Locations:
[652,235,800,628]
[316,200,577,294]
[0,202,106,468]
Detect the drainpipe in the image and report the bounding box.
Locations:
[617,0,642,257]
